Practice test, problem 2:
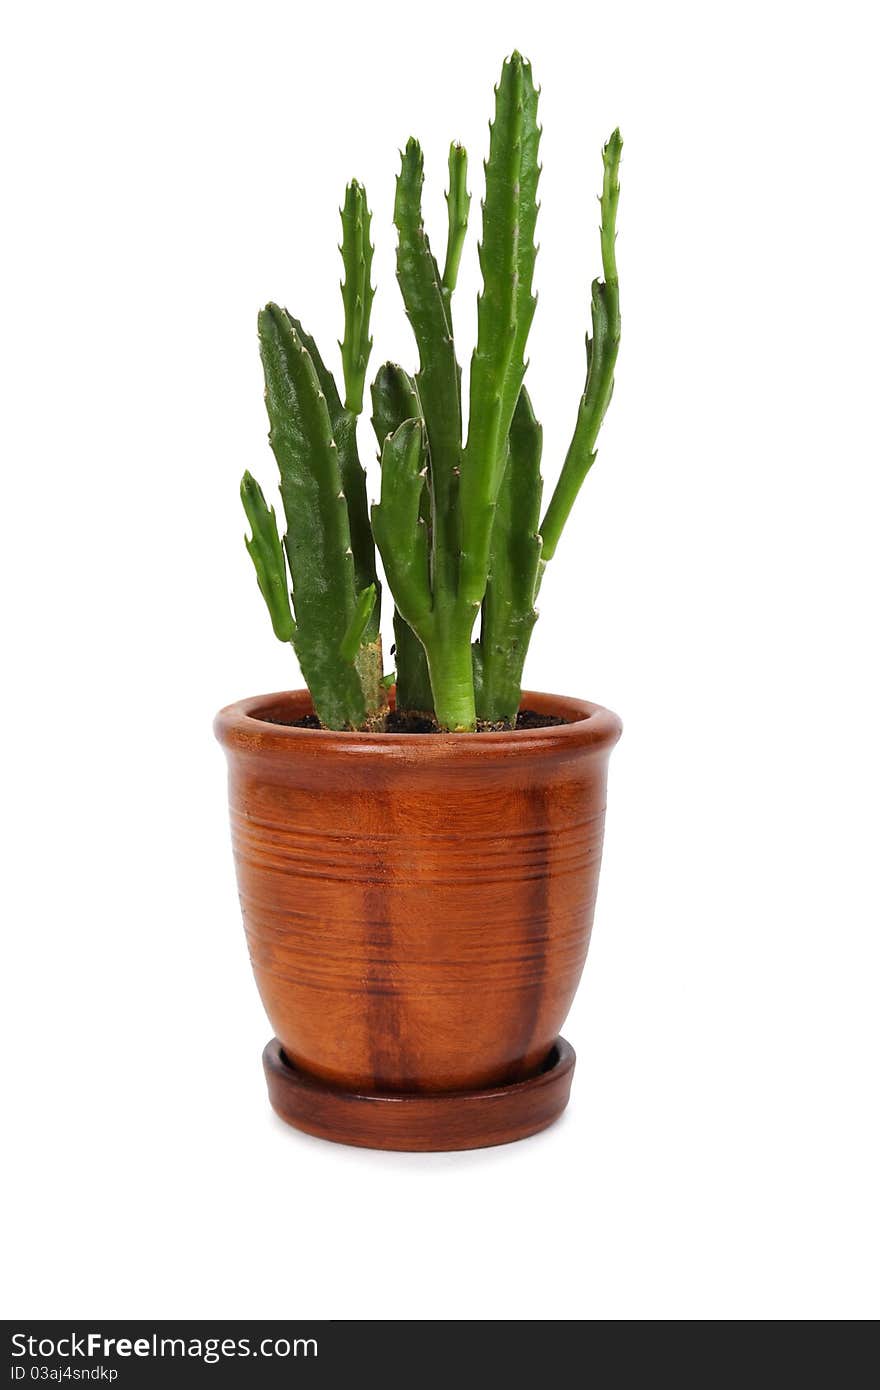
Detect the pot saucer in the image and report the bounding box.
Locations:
[263,1037,576,1152]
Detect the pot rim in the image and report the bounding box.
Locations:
[214,687,622,763]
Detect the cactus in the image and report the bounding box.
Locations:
[239,55,621,732]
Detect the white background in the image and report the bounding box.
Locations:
[2,0,878,1321]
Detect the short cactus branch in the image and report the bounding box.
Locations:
[442,142,470,300]
[340,584,378,664]
[339,181,374,415]
[371,420,432,630]
[241,471,295,643]
[370,361,421,448]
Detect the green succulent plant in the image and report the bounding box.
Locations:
[242,53,621,731]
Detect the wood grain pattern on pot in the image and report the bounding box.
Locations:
[215,689,621,1094]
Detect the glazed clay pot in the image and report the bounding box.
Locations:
[214,688,621,1150]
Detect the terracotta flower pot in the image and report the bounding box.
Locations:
[214,688,621,1150]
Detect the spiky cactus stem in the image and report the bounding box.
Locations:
[459,53,540,608]
[290,304,384,712]
[289,314,379,637]
[252,305,367,727]
[393,139,463,603]
[339,181,374,415]
[240,471,295,643]
[370,363,434,713]
[473,123,622,723]
[539,129,622,562]
[474,388,543,722]
[386,139,475,727]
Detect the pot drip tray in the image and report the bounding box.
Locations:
[262,1036,576,1152]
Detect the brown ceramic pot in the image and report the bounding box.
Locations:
[214,688,621,1150]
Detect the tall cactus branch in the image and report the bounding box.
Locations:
[391,141,478,727]
[459,53,540,608]
[540,129,621,562]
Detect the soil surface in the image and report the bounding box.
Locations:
[263,709,568,733]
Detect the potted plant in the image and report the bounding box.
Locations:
[215,52,623,1151]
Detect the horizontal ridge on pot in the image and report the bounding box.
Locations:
[215,689,621,1096]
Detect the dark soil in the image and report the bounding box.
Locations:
[511,709,568,731]
[265,709,568,733]
[284,713,322,729]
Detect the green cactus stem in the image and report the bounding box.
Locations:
[339,180,374,415]
[539,129,622,562]
[473,124,620,722]
[257,303,367,729]
[394,139,463,601]
[339,583,378,664]
[370,362,434,714]
[389,617,434,715]
[459,52,540,608]
[371,420,431,631]
[391,143,477,725]
[370,361,421,448]
[473,388,543,723]
[241,471,295,643]
[441,142,470,302]
[288,312,380,642]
